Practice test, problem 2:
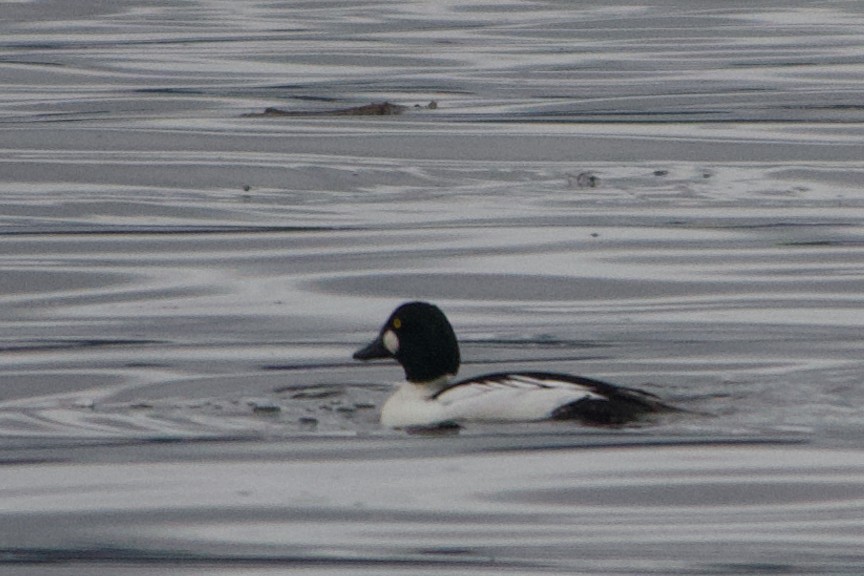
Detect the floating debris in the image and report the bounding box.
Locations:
[298,417,318,430]
[568,171,599,188]
[248,399,281,414]
[243,101,437,118]
[129,402,154,410]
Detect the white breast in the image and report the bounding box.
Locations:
[380,374,604,428]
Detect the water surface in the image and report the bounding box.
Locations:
[1,0,864,573]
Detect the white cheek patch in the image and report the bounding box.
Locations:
[382,329,400,355]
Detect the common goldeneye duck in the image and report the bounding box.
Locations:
[353,301,674,429]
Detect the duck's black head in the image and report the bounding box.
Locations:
[353,301,461,383]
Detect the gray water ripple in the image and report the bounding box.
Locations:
[1,439,862,575]
[3,0,864,573]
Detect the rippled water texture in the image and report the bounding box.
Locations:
[1,0,864,574]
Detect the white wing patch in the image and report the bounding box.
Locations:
[433,374,606,422]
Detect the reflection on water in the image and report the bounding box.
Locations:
[2,0,864,573]
[3,437,864,575]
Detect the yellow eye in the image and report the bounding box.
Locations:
[392,317,402,329]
